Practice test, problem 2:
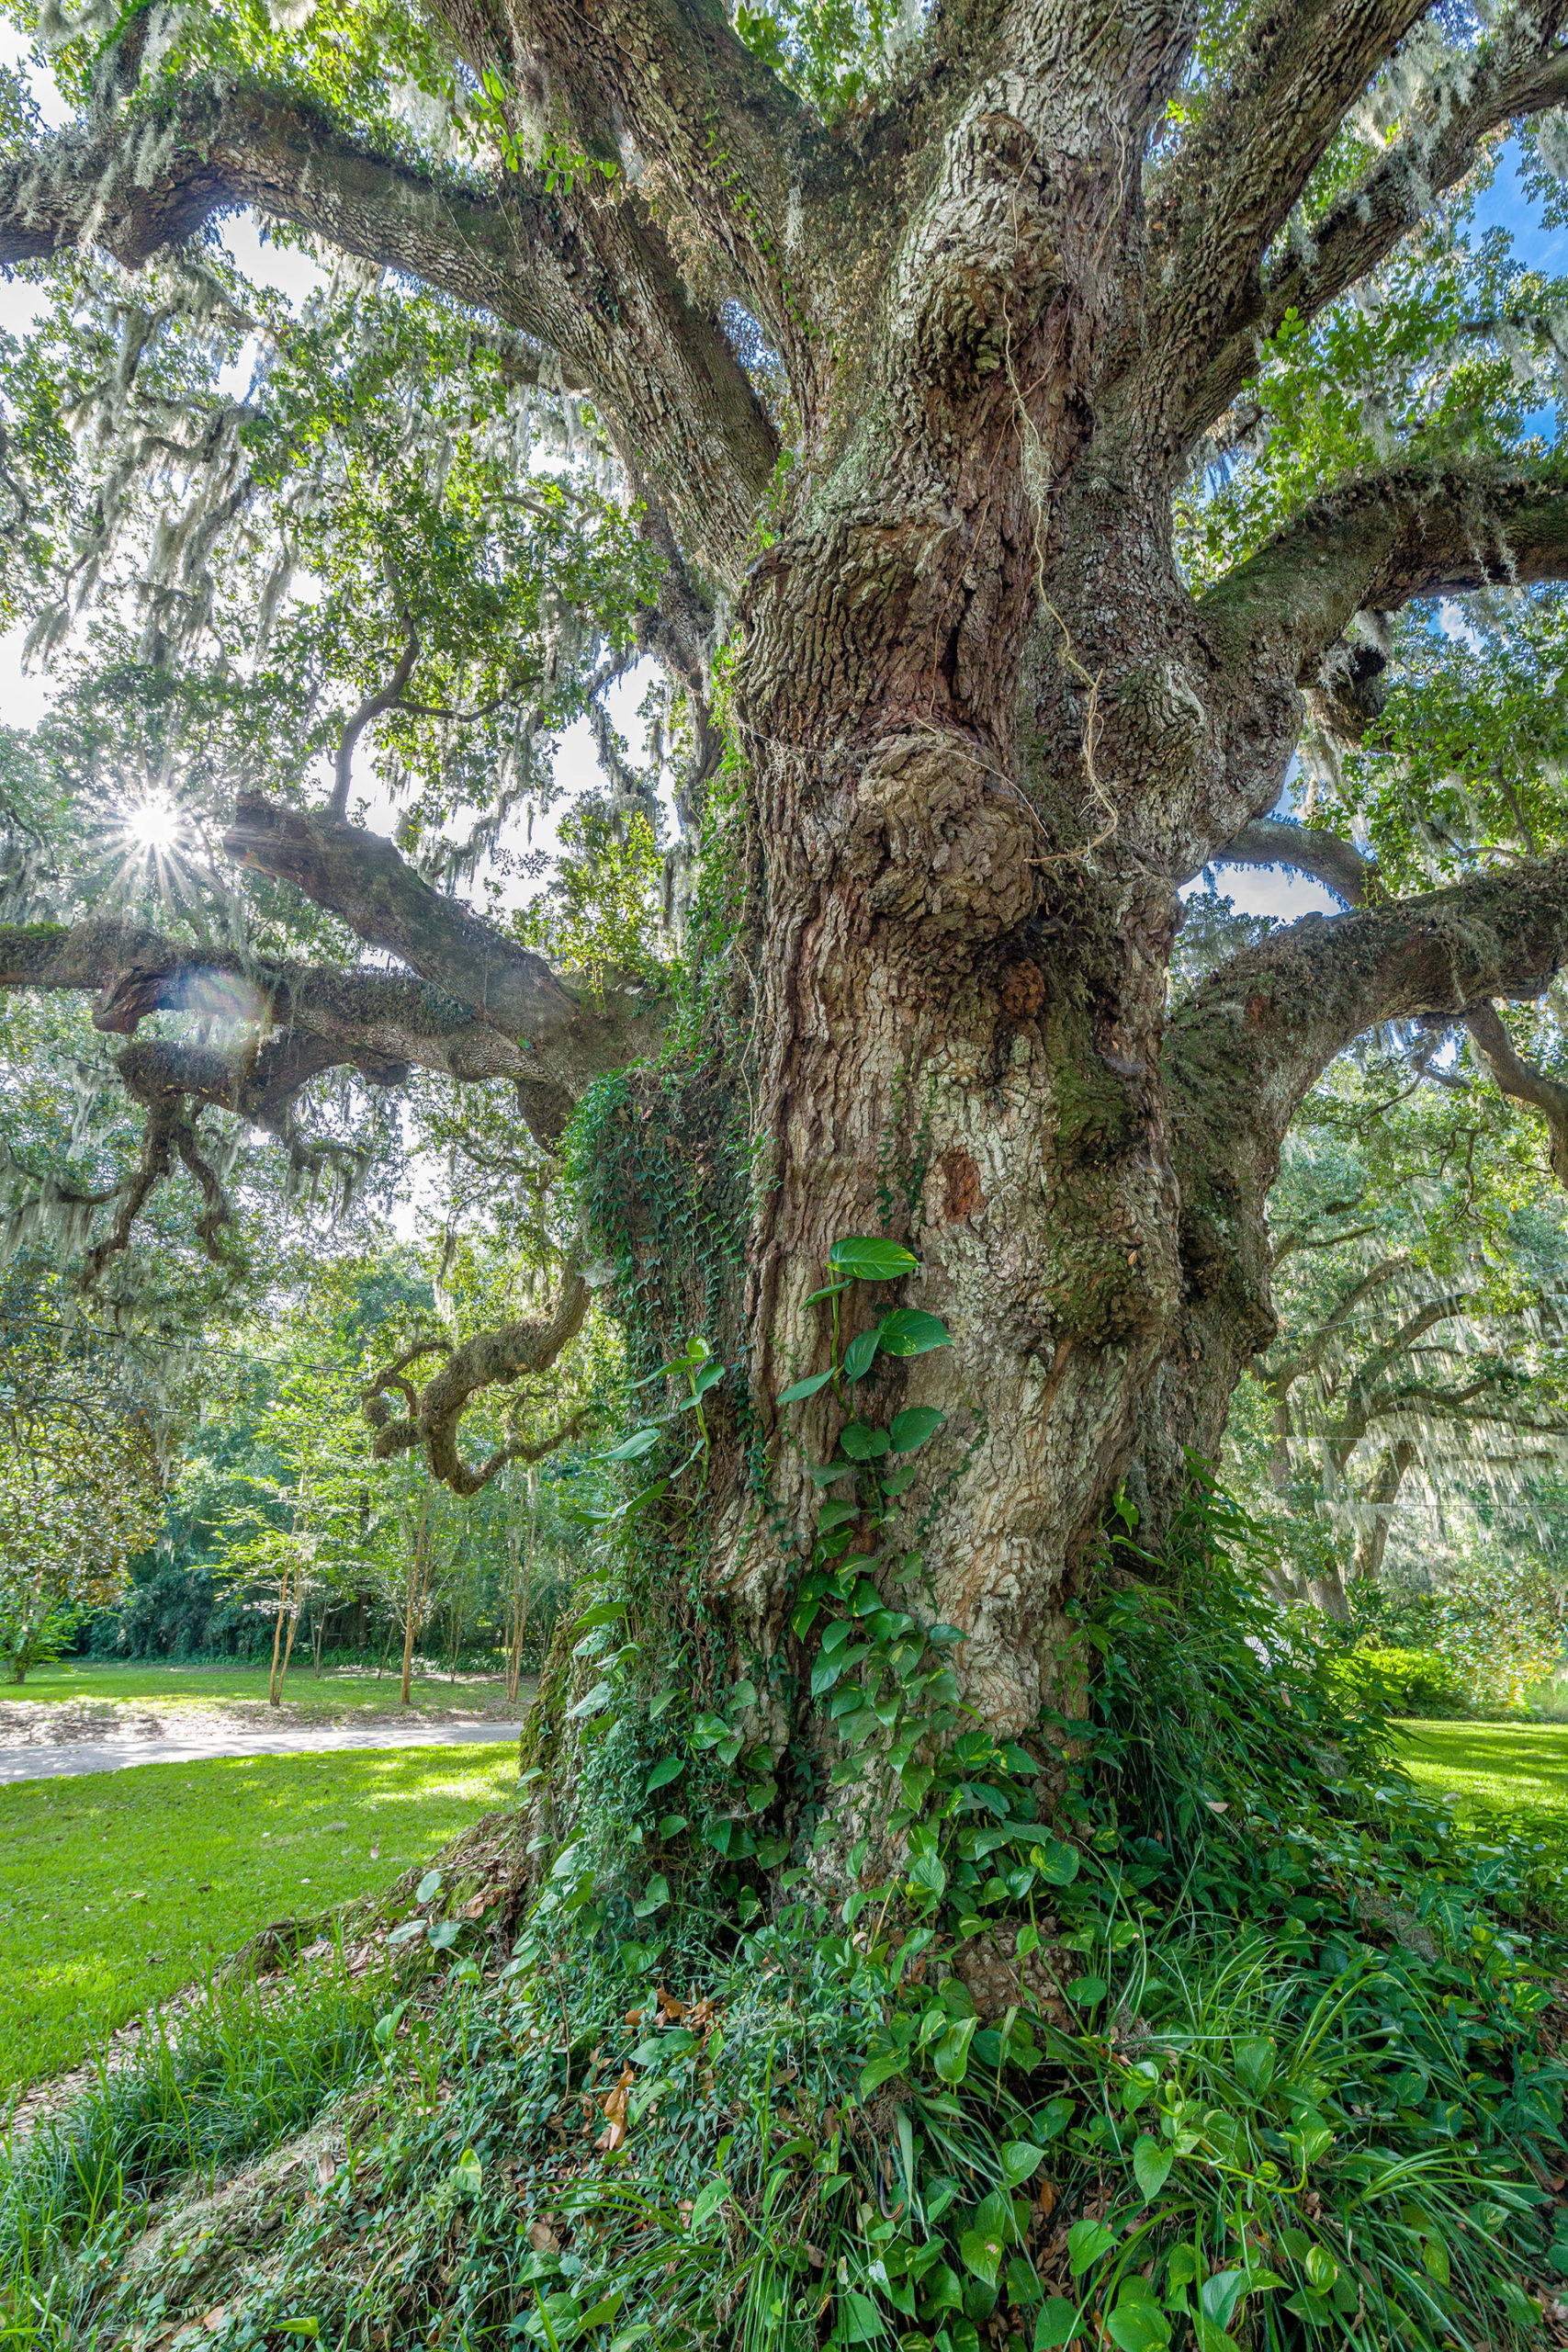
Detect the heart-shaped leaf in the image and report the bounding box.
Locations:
[1132,2133,1173,2202]
[876,1308,952,1356]
[779,1369,833,1404]
[889,1406,945,1452]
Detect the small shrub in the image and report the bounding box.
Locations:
[1330,1643,1470,1714]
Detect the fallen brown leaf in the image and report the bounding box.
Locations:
[527,2218,559,2254]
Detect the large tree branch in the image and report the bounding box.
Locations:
[1213,817,1372,906]
[1463,1000,1568,1186]
[1179,16,1568,443]
[0,80,777,580]
[220,797,666,1103]
[1262,1254,1409,1390]
[362,1273,592,1494]
[0,913,653,1147]
[1140,0,1434,431]
[1167,852,1568,1186]
[1185,465,1568,876]
[1202,465,1568,694]
[485,0,816,392]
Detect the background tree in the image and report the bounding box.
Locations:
[0,1256,164,1676]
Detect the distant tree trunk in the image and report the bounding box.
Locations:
[266,1560,292,1706]
[505,1467,535,1711]
[1352,1440,1418,1587]
[400,1492,430,1710]
[312,1608,329,1676]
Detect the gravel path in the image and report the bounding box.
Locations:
[0,1718,525,1784]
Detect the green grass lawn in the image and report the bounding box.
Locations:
[0,1742,519,2098]
[1394,1716,1568,1846]
[4,1657,516,1717]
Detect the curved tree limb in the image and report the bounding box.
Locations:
[361,1272,592,1494]
[1185,466,1568,876]
[220,797,667,1102]
[1463,1000,1568,1185]
[1141,0,1436,430]
[1201,465,1568,695]
[482,0,814,387]
[1212,817,1372,906]
[1166,851,1568,1185]
[0,79,777,580]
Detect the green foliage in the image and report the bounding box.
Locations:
[10,1480,1568,2350]
[1327,1644,1470,1714]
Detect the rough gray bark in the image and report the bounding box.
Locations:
[6,0,1568,1724]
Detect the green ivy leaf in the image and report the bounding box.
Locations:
[646,1756,684,1792]
[932,2015,978,2084]
[779,1369,833,1403]
[633,1875,670,1917]
[1000,2139,1047,2188]
[416,1870,444,1905]
[828,1236,919,1281]
[876,1308,952,1356]
[1028,1838,1081,1885]
[1106,2279,1170,2352]
[889,1406,945,1452]
[598,1426,661,1463]
[1066,2217,1115,2278]
[842,1329,882,1383]
[960,2227,1004,2287]
[1034,2298,1084,2347]
[840,1420,890,1459]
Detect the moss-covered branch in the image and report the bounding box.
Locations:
[0,76,777,578]
[1166,851,1568,1183]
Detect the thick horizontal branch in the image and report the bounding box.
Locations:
[1204,465,1568,684]
[0,913,650,1146]
[1167,850,1568,1178]
[1212,817,1371,906]
[1186,466,1568,872]
[1181,13,1568,443]
[0,79,776,579]
[221,797,666,1102]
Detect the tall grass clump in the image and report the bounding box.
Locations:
[0,1958,387,2348]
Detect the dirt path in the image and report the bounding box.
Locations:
[0,1718,528,1784]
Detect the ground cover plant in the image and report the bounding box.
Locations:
[0,1743,518,2096]
[5,1500,1568,2351]
[3,1660,522,1720]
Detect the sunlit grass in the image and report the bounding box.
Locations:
[5,1657,515,1717]
[1394,1716,1568,1845]
[0,1743,519,2097]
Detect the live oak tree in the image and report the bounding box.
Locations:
[1201,1051,1568,1611]
[5,0,1568,1790]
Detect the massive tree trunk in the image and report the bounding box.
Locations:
[6,0,1568,1830]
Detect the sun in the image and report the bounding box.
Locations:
[123,797,183,854]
